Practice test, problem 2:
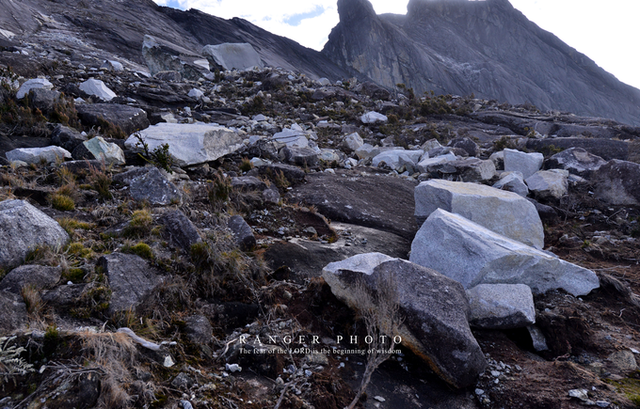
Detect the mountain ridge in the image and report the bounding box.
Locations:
[323,0,640,125]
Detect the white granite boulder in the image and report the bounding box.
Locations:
[503,148,543,179]
[341,132,364,153]
[414,179,544,249]
[125,123,244,167]
[525,170,569,201]
[73,136,125,166]
[410,209,599,296]
[493,171,529,197]
[467,284,536,329]
[16,78,53,99]
[360,111,388,124]
[6,146,71,165]
[372,149,424,173]
[79,79,116,101]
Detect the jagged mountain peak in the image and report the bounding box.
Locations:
[324,0,640,125]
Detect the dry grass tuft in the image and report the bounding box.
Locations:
[79,330,137,408]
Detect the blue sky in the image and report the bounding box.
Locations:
[152,0,640,90]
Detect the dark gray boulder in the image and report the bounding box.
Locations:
[98,253,163,315]
[28,88,61,114]
[526,137,629,161]
[282,146,319,168]
[76,103,150,136]
[427,157,496,183]
[42,284,87,310]
[184,315,214,345]
[51,124,87,152]
[0,265,62,294]
[0,290,28,333]
[448,137,479,157]
[114,167,182,206]
[323,254,486,388]
[228,215,256,251]
[287,170,418,240]
[159,210,202,252]
[594,160,640,206]
[0,200,69,271]
[546,147,608,177]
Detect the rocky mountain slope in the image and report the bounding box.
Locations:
[322,0,640,126]
[1,1,640,408]
[0,0,354,80]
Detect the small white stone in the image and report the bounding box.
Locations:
[163,355,175,367]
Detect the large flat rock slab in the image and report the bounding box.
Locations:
[265,222,411,279]
[125,122,244,167]
[287,170,418,239]
[410,209,599,296]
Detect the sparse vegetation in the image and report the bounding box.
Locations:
[132,133,174,173]
[0,336,34,384]
[122,241,154,259]
[88,164,113,200]
[51,192,75,211]
[124,209,153,238]
[346,272,404,409]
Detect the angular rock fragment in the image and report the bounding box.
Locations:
[126,123,244,167]
[503,148,543,179]
[427,157,496,182]
[525,170,568,201]
[76,103,150,136]
[372,149,423,173]
[228,215,256,251]
[414,179,543,248]
[159,210,201,252]
[0,265,62,294]
[115,167,182,206]
[546,147,607,177]
[51,124,87,152]
[16,78,53,99]
[0,291,28,333]
[98,253,162,315]
[360,111,387,124]
[410,209,599,296]
[493,171,529,197]
[467,284,536,329]
[72,136,125,166]
[6,146,71,165]
[79,79,116,101]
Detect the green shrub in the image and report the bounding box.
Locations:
[124,209,152,238]
[122,242,154,260]
[51,193,75,211]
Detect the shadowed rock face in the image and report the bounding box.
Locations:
[0,0,355,81]
[323,0,640,126]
